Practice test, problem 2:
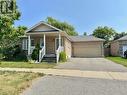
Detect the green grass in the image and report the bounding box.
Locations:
[0,71,43,95]
[0,61,56,68]
[106,57,127,67]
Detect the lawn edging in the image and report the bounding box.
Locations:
[106,57,127,67]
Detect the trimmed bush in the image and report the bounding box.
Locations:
[31,43,41,61]
[59,52,67,62]
[124,50,127,58]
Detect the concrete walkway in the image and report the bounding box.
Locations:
[0,67,127,81]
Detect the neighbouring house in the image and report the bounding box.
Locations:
[21,21,105,63]
[111,35,127,57]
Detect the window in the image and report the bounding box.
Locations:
[31,39,35,46]
[61,38,64,46]
[22,39,28,50]
[40,38,44,47]
[55,38,64,50]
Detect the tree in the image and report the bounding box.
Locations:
[83,32,87,36]
[92,26,116,42]
[0,0,27,59]
[16,26,27,36]
[0,0,21,49]
[114,32,127,40]
[46,17,78,36]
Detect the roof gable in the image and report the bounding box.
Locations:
[26,21,62,33]
[118,35,127,41]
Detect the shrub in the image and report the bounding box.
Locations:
[124,50,127,58]
[3,47,15,60]
[2,45,27,61]
[31,43,41,61]
[0,53,3,63]
[59,52,67,62]
[0,48,3,62]
[14,51,27,61]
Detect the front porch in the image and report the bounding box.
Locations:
[26,32,64,63]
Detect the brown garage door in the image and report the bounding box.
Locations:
[72,42,102,57]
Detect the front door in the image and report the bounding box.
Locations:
[40,38,44,48]
[46,37,55,54]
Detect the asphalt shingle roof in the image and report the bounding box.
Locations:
[69,36,105,42]
[117,35,127,41]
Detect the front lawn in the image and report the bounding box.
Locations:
[0,61,56,68]
[0,71,43,95]
[106,57,127,67]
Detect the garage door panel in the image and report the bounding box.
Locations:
[73,45,100,48]
[72,42,102,57]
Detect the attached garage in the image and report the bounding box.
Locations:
[72,42,103,57]
[69,36,104,58]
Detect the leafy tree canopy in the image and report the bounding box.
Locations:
[0,0,27,57]
[114,32,127,40]
[83,32,87,36]
[46,17,78,36]
[92,26,116,42]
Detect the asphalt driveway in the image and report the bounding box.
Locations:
[55,58,127,72]
[22,58,127,95]
[22,75,127,95]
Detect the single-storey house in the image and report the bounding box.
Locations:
[21,21,105,63]
[111,35,127,57]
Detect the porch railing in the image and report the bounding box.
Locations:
[56,46,62,63]
[39,46,45,62]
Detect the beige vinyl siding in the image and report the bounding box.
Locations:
[46,36,55,54]
[64,37,72,58]
[32,23,54,31]
[111,41,119,56]
[72,42,103,57]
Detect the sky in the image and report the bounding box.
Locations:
[15,0,127,35]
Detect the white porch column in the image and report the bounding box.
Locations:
[44,34,46,55]
[59,33,61,48]
[28,35,31,55]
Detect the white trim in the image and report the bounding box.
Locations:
[44,34,46,55]
[55,37,64,51]
[59,33,61,48]
[26,32,60,35]
[55,38,58,51]
[28,36,31,55]
[25,21,62,33]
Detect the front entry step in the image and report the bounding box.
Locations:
[42,54,56,63]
